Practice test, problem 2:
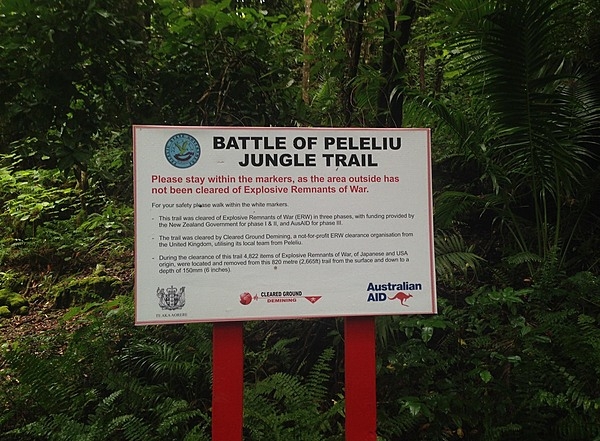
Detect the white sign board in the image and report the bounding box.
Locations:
[134,126,436,324]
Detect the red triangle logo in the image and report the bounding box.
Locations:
[305,296,322,304]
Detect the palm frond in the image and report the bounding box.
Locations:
[434,232,483,283]
[434,190,482,229]
[457,0,590,190]
[435,0,600,270]
[503,251,542,268]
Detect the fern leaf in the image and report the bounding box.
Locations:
[435,232,483,283]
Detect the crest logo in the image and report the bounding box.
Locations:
[157,286,186,310]
[165,133,201,169]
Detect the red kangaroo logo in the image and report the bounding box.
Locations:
[388,291,413,306]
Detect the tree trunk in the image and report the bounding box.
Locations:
[342,0,366,126]
[377,0,416,127]
[301,0,313,105]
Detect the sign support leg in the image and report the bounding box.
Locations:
[212,321,244,440]
[345,316,377,441]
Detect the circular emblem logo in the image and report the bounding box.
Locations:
[165,133,201,168]
[239,292,253,305]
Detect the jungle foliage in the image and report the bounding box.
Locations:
[1,0,599,439]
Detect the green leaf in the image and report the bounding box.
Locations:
[421,326,434,343]
[479,370,493,383]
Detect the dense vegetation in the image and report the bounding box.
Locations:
[1,0,599,439]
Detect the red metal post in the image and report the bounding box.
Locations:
[212,321,244,441]
[345,316,377,441]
